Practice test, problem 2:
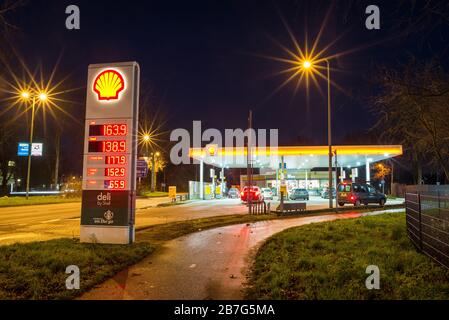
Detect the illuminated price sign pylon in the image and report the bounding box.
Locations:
[80,62,140,244]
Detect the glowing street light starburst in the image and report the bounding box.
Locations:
[0,49,83,130]
[138,123,166,151]
[260,27,344,103]
[255,4,382,105]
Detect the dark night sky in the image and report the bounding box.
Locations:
[4,0,449,179]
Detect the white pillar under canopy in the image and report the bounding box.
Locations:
[200,159,204,199]
[366,159,371,184]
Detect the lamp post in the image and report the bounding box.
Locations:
[302,59,333,208]
[151,151,160,193]
[20,91,48,199]
[325,59,333,209]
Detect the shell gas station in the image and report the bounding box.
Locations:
[189,145,403,200]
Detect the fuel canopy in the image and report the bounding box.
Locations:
[189,145,403,169]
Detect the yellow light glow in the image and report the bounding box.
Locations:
[155,151,160,157]
[208,146,216,156]
[189,145,403,158]
[21,91,30,99]
[303,60,312,69]
[39,92,47,101]
[143,134,151,142]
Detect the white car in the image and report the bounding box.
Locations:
[261,188,273,200]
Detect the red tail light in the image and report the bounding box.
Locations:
[240,191,244,196]
[350,196,355,200]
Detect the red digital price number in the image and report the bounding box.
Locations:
[89,124,127,136]
[105,155,126,165]
[105,180,126,190]
[102,124,127,136]
[102,141,126,153]
[105,168,126,177]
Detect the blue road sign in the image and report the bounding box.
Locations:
[17,143,29,156]
[137,159,148,178]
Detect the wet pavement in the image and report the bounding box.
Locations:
[0,198,246,245]
[80,208,403,300]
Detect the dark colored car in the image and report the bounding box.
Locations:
[240,186,263,203]
[289,188,309,201]
[337,182,387,207]
[227,187,240,199]
[321,187,336,199]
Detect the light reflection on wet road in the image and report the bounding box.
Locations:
[80,208,403,300]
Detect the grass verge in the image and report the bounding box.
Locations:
[0,238,154,299]
[139,191,168,198]
[0,214,275,299]
[0,196,80,207]
[245,212,449,299]
[0,206,407,300]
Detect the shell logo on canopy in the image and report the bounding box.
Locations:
[93,69,125,101]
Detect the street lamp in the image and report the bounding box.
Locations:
[20,90,48,199]
[140,132,160,193]
[259,18,363,209]
[142,134,151,143]
[299,58,334,209]
[150,151,160,192]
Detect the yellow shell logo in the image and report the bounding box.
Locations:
[93,69,125,101]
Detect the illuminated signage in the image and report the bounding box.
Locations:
[88,140,127,153]
[93,69,125,101]
[105,155,126,165]
[81,61,140,245]
[206,144,218,156]
[17,142,44,156]
[31,143,43,156]
[89,124,128,136]
[17,143,29,156]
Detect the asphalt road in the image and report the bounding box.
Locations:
[0,196,403,245]
[0,198,248,245]
[80,208,404,300]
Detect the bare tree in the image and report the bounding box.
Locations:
[0,122,18,195]
[0,0,25,33]
[371,58,449,183]
[0,1,27,195]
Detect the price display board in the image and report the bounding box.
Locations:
[80,62,140,244]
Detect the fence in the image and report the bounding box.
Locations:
[248,201,269,214]
[405,185,449,269]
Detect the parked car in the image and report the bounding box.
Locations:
[227,187,240,199]
[240,186,263,203]
[261,188,273,200]
[321,187,336,199]
[289,188,309,201]
[337,182,387,207]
